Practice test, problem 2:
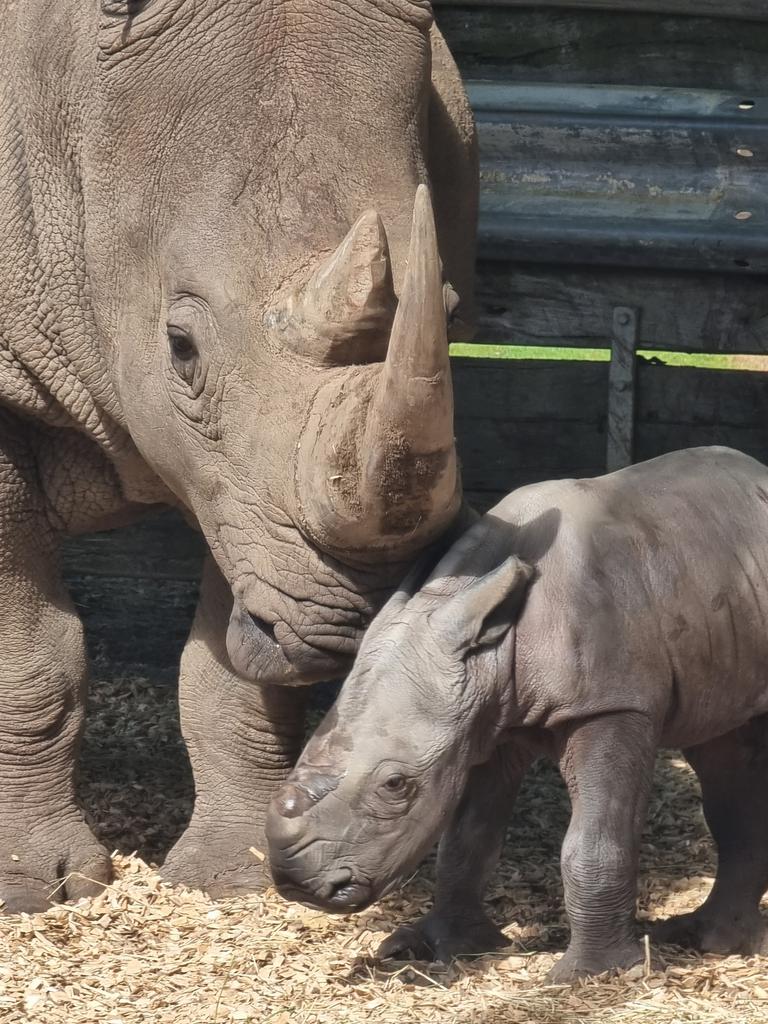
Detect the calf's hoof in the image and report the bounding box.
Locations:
[650,909,768,956]
[547,941,646,983]
[0,817,112,914]
[378,910,510,963]
[162,823,270,897]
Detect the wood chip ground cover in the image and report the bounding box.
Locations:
[1,666,766,1023]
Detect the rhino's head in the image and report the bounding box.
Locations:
[84,0,472,683]
[266,534,532,912]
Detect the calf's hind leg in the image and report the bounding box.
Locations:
[651,717,768,955]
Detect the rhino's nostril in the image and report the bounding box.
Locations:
[249,614,277,644]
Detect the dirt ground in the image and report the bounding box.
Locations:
[1,664,768,1024]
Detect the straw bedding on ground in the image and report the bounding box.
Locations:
[1,665,767,1024]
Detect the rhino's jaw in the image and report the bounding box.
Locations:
[226,599,355,685]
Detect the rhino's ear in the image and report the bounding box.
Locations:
[432,557,533,654]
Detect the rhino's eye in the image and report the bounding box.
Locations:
[167,327,198,384]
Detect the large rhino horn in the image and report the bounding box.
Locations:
[362,184,457,497]
[296,186,460,558]
[283,210,397,364]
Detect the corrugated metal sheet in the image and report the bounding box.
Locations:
[469,81,768,273]
[434,0,768,22]
[431,3,768,351]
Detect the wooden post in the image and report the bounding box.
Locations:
[606,306,639,472]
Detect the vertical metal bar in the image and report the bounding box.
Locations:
[606,306,640,472]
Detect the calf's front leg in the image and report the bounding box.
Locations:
[378,745,533,962]
[550,711,658,982]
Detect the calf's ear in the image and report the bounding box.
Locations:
[433,556,533,653]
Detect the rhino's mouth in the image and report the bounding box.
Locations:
[226,598,356,685]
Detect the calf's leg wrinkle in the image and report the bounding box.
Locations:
[162,558,309,896]
[550,712,658,982]
[378,747,532,962]
[651,716,768,955]
[0,422,111,912]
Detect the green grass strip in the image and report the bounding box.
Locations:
[450,343,765,370]
[451,343,609,362]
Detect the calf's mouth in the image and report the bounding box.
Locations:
[271,860,376,914]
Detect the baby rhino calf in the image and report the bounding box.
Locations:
[267,447,768,981]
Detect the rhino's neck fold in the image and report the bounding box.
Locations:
[0,4,167,506]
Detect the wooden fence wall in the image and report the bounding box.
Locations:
[64,2,768,669]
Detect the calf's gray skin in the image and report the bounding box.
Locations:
[268,447,768,981]
[0,0,477,909]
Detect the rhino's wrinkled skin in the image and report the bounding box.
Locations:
[269,447,768,980]
[0,0,477,908]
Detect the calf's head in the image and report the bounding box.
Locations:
[267,543,531,912]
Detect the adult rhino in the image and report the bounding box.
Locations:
[0,0,477,910]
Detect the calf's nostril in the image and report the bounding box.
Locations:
[319,867,353,901]
[323,870,372,910]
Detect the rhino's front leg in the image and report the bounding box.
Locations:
[550,712,658,982]
[378,746,533,962]
[0,421,112,912]
[162,557,308,896]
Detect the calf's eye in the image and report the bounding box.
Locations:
[384,774,407,794]
[376,772,417,810]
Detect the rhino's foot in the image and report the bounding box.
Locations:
[546,940,647,984]
[0,816,112,914]
[650,908,768,956]
[377,909,510,963]
[162,822,270,898]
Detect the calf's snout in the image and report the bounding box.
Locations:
[271,858,373,913]
[267,780,374,913]
[265,785,317,867]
